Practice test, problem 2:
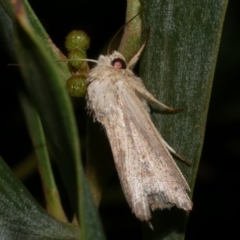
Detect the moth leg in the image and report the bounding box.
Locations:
[127,41,146,70]
[162,138,191,167]
[135,85,179,112]
[150,97,181,113]
[127,28,151,69]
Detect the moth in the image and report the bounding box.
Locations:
[86,43,193,222]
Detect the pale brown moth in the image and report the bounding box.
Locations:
[86,43,193,222]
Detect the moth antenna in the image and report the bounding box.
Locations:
[56,59,98,64]
[107,12,140,55]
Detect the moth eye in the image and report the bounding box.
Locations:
[111,58,126,69]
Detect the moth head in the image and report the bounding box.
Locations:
[109,51,127,70]
[97,51,127,69]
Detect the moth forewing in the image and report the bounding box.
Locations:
[86,49,192,222]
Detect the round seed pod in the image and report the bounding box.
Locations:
[65,30,90,52]
[66,75,87,98]
[68,50,87,70]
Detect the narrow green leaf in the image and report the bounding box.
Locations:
[118,0,142,62]
[0,2,15,59]
[0,0,14,18]
[141,0,228,239]
[0,157,80,240]
[21,0,70,78]
[20,91,67,222]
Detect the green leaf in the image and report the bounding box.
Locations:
[0,2,15,59]
[0,156,80,240]
[118,0,142,62]
[141,0,228,239]
[20,91,67,222]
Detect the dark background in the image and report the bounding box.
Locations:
[0,0,239,239]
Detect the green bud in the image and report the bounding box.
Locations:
[65,30,90,52]
[66,75,87,98]
[68,50,87,70]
